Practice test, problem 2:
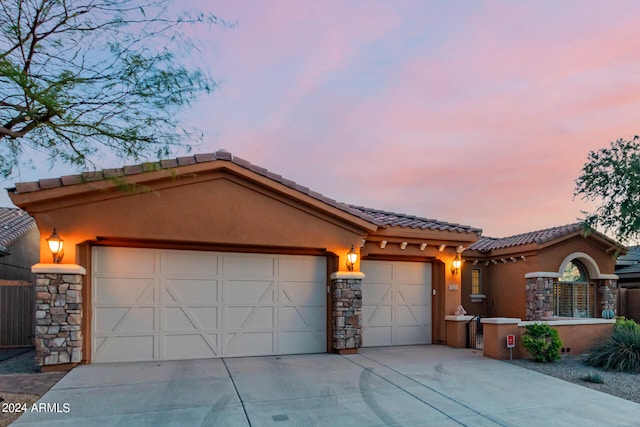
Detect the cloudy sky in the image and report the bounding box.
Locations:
[3,0,640,239]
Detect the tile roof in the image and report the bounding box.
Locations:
[616,245,640,264]
[9,151,380,224]
[468,223,588,252]
[0,207,36,251]
[9,151,484,237]
[349,205,482,235]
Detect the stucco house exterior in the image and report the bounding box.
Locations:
[8,151,482,368]
[461,224,623,321]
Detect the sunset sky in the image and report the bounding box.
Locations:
[3,0,640,240]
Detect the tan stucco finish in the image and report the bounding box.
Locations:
[11,165,373,267]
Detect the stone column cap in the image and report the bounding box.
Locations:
[330,271,365,280]
[32,263,86,275]
[481,317,522,324]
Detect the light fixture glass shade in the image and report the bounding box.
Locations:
[346,245,358,271]
[451,253,462,275]
[46,229,64,263]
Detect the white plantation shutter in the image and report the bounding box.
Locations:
[554,282,594,318]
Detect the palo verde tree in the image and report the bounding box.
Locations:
[0,0,222,177]
[574,136,640,243]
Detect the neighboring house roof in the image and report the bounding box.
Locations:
[349,205,482,236]
[467,223,621,253]
[616,245,640,266]
[8,151,482,236]
[0,207,36,254]
[615,263,640,276]
[616,245,640,279]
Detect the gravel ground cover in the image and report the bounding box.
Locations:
[507,355,640,404]
[0,351,41,426]
[0,392,40,427]
[0,350,39,375]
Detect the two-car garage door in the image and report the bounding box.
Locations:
[361,260,433,347]
[92,247,327,363]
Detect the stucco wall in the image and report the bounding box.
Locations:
[485,257,536,319]
[537,237,616,274]
[28,173,367,267]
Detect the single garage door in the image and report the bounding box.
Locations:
[92,247,327,363]
[361,260,432,347]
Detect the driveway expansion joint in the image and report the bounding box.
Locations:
[343,353,508,427]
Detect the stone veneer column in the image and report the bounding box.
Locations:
[525,275,555,320]
[599,279,618,313]
[32,263,86,370]
[330,272,364,353]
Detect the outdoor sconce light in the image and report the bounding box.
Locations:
[47,228,64,263]
[451,252,462,275]
[346,245,358,271]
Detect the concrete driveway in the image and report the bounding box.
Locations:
[13,346,640,426]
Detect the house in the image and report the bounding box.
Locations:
[461,223,623,321]
[615,245,640,322]
[8,151,482,367]
[0,207,39,281]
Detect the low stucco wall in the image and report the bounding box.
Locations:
[481,318,615,360]
[445,315,474,348]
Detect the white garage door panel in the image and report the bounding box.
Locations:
[94,248,157,274]
[95,335,155,363]
[92,247,326,362]
[164,252,220,276]
[362,260,432,347]
[226,306,275,329]
[164,334,218,359]
[166,278,219,303]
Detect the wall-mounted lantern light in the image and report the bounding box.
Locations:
[346,245,358,271]
[451,252,462,275]
[46,228,64,263]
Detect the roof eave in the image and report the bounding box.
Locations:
[369,225,480,245]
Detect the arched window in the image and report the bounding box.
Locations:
[554,260,595,318]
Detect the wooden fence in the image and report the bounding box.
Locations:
[0,280,34,347]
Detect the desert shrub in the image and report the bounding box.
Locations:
[586,324,640,372]
[614,317,640,333]
[522,323,562,363]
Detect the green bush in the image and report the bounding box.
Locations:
[522,323,562,363]
[586,319,640,372]
[614,316,640,333]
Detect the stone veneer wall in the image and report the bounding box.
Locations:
[331,275,363,351]
[599,279,617,313]
[34,273,83,367]
[526,276,619,320]
[525,276,554,320]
